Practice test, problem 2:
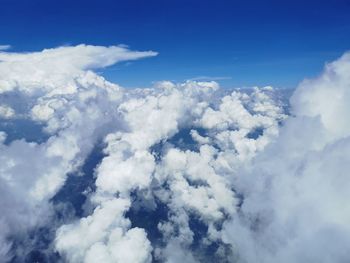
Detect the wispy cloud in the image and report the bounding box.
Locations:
[0,45,11,51]
[189,76,232,81]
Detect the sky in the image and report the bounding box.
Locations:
[1,2,350,262]
[1,0,350,88]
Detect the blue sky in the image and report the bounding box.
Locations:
[1,0,350,88]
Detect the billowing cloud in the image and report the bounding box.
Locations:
[0,44,348,263]
[54,79,286,262]
[0,44,155,261]
[0,104,15,118]
[0,44,157,94]
[291,52,350,139]
[221,51,350,263]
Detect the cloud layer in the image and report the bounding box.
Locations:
[222,51,350,263]
[0,45,349,263]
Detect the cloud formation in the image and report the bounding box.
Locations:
[0,44,157,94]
[222,51,350,263]
[54,80,286,262]
[0,44,156,261]
[0,44,349,263]
[0,104,15,118]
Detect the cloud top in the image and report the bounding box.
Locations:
[0,44,157,94]
[1,43,349,263]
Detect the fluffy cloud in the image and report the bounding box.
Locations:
[0,44,156,261]
[291,52,350,139]
[56,198,152,263]
[1,43,348,263]
[221,51,350,263]
[54,76,284,262]
[0,44,157,94]
[0,104,15,118]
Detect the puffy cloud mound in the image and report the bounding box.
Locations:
[0,44,157,95]
[0,104,15,118]
[222,51,350,263]
[0,44,349,263]
[54,80,286,263]
[0,44,156,262]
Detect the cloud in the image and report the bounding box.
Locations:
[53,77,284,262]
[56,198,152,263]
[221,51,350,263]
[0,45,11,51]
[1,42,348,263]
[0,44,155,261]
[0,44,157,94]
[0,104,15,119]
[189,76,232,81]
[291,51,350,139]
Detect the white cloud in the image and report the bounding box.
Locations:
[0,45,11,51]
[54,78,284,262]
[0,105,15,119]
[56,198,152,263]
[0,44,155,261]
[221,51,350,263]
[291,51,350,139]
[2,42,348,263]
[0,44,157,94]
[189,76,232,81]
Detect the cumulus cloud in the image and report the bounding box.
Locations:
[53,76,285,262]
[291,52,350,139]
[0,104,15,118]
[0,44,157,94]
[1,43,348,263]
[56,198,152,263]
[0,44,155,261]
[221,51,350,263]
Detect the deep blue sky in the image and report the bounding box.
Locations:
[1,0,350,88]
